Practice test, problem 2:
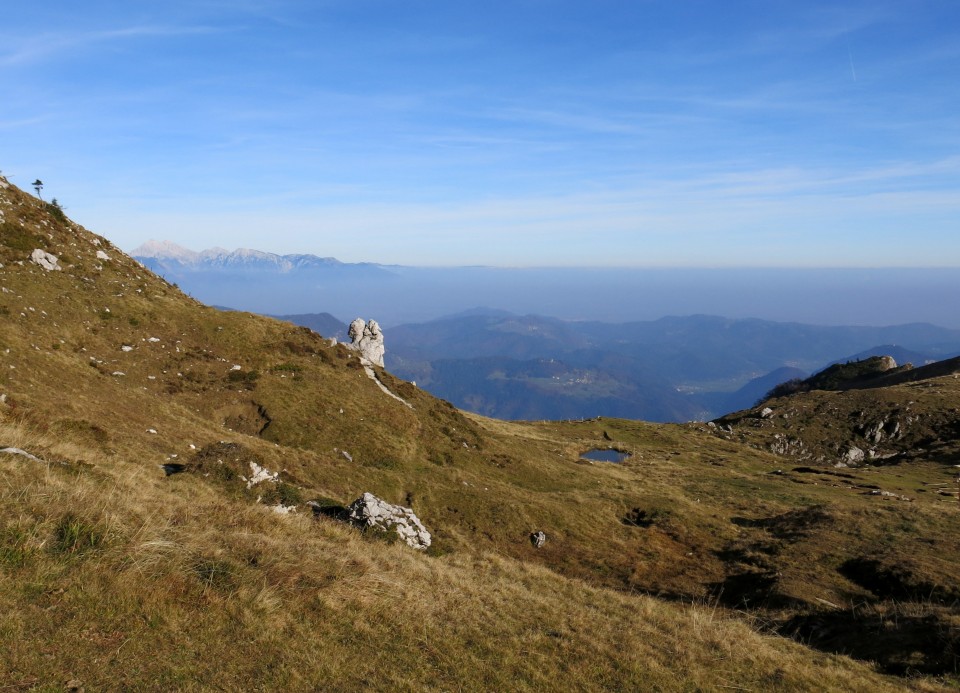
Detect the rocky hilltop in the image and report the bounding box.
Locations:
[1,174,958,689]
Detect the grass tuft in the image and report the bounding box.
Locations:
[52,514,106,555]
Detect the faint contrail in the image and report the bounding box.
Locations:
[847,45,857,81]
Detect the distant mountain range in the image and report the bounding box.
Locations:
[132,240,381,274]
[130,240,960,328]
[270,308,960,422]
[131,241,960,421]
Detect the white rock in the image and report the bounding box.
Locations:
[759,407,774,419]
[844,446,865,465]
[246,461,279,489]
[346,492,431,550]
[1,447,41,461]
[30,249,61,271]
[121,345,134,352]
[347,318,385,367]
[95,250,111,261]
[530,531,546,548]
[147,428,158,434]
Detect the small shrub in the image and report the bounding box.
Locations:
[45,200,67,223]
[759,378,808,404]
[226,369,260,384]
[261,482,303,507]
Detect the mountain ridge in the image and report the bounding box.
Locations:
[132,239,348,273]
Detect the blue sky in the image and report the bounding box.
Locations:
[2,0,959,266]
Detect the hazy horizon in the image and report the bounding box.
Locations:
[4,1,959,267]
[133,245,960,329]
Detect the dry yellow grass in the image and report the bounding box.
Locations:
[0,418,928,691]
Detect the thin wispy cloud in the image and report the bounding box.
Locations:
[0,24,225,67]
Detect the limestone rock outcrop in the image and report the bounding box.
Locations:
[347,318,385,367]
[30,249,61,271]
[347,492,431,550]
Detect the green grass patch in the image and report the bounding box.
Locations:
[193,557,238,592]
[260,481,304,507]
[52,514,106,555]
[0,221,43,252]
[0,525,34,567]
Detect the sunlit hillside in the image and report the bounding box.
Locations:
[1,176,957,690]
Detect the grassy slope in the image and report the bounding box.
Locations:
[0,176,955,690]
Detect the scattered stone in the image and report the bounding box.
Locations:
[346,492,431,550]
[759,407,774,419]
[147,428,158,434]
[271,504,297,515]
[347,318,385,367]
[246,461,279,489]
[362,363,413,408]
[30,249,61,271]
[867,489,912,501]
[121,345,134,352]
[341,450,353,462]
[1,447,41,461]
[530,530,547,548]
[95,250,110,261]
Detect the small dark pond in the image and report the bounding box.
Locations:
[580,448,632,463]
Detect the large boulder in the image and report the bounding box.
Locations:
[347,492,431,550]
[30,249,61,271]
[347,318,385,367]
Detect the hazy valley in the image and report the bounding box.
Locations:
[136,242,960,424]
